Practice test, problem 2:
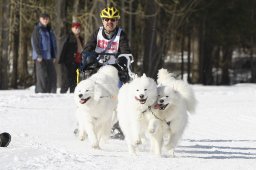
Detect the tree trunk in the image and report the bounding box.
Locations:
[191,25,200,84]
[187,28,192,83]
[199,17,214,85]
[128,1,139,72]
[250,4,256,83]
[73,0,80,15]
[180,32,185,79]
[121,0,125,29]
[142,1,162,78]
[221,46,232,85]
[201,42,214,85]
[55,0,67,88]
[18,29,28,86]
[250,47,256,83]
[12,31,19,88]
[0,0,2,88]
[0,0,10,89]
[214,46,221,84]
[9,1,19,88]
[18,0,29,87]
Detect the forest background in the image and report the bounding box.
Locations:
[0,0,256,89]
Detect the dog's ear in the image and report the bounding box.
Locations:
[142,73,147,78]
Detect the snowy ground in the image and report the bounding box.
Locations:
[0,84,256,170]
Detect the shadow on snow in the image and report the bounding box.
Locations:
[174,139,256,159]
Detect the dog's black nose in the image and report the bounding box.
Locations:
[78,94,83,98]
[159,99,164,103]
[139,94,144,99]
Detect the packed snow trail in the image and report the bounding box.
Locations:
[0,84,256,170]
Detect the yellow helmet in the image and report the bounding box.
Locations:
[100,7,120,19]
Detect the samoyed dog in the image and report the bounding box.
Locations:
[117,74,158,155]
[74,65,119,149]
[151,68,197,156]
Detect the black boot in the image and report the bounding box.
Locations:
[111,122,125,140]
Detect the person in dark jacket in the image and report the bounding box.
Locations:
[31,13,57,93]
[81,7,133,139]
[59,20,84,93]
[82,6,132,83]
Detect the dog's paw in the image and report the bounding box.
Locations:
[91,143,100,149]
[128,146,137,156]
[78,131,86,141]
[168,149,175,158]
[134,139,142,145]
[79,135,86,141]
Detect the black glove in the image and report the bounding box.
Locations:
[116,56,128,71]
[118,70,130,83]
[80,51,98,71]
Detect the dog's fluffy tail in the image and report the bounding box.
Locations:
[157,68,175,84]
[157,68,197,114]
[173,80,197,114]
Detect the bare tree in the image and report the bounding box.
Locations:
[73,0,80,15]
[142,0,161,78]
[0,0,10,89]
[55,0,67,87]
[191,26,200,83]
[9,0,20,88]
[18,0,30,87]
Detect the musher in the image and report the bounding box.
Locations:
[81,6,133,84]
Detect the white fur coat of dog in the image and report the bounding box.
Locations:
[117,74,158,155]
[149,68,197,156]
[74,65,119,149]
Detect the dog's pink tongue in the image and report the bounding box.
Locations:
[154,104,160,109]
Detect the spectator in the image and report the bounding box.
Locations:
[59,18,84,93]
[31,13,57,93]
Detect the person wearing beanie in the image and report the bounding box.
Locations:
[31,13,57,93]
[59,19,84,93]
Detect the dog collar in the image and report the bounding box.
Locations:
[148,106,169,125]
[141,106,151,114]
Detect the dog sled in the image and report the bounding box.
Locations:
[76,52,136,84]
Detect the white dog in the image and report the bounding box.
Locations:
[117,74,158,155]
[150,68,197,156]
[74,65,119,149]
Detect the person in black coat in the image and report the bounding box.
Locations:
[59,21,84,93]
[82,7,132,84]
[81,7,133,139]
